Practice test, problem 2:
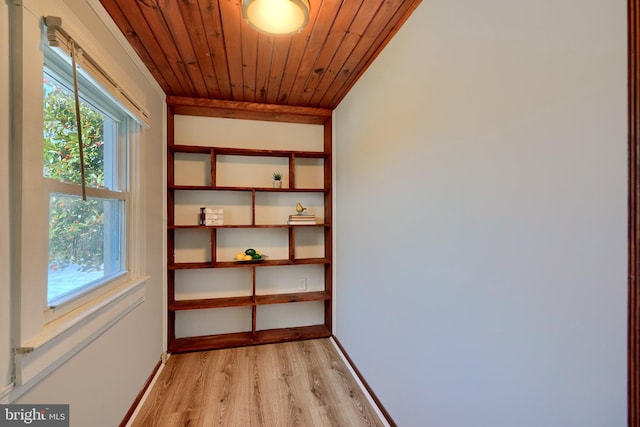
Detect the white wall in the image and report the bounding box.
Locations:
[3,0,165,425]
[334,1,627,426]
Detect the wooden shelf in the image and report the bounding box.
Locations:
[169,185,328,192]
[168,258,331,270]
[255,291,331,305]
[169,291,330,312]
[168,261,213,270]
[254,325,332,345]
[169,144,328,159]
[167,145,212,154]
[169,296,254,310]
[169,224,329,229]
[171,224,289,229]
[169,331,256,353]
[168,325,332,353]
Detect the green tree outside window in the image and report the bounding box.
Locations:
[43,76,106,273]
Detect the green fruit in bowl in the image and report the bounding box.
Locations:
[245,248,256,256]
[251,253,262,260]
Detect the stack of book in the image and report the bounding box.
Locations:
[287,214,316,225]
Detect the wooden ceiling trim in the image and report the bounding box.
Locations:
[286,0,343,106]
[197,0,234,100]
[218,0,245,100]
[167,95,332,124]
[98,0,175,93]
[176,0,222,99]
[324,0,421,107]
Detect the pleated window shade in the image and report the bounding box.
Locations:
[44,16,151,128]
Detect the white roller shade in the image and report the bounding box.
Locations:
[44,16,151,127]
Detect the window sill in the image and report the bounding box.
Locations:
[10,277,148,401]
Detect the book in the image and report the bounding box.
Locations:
[289,214,316,220]
[288,220,317,225]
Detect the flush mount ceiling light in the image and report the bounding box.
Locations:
[242,0,310,36]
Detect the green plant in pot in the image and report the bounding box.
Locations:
[272,171,282,188]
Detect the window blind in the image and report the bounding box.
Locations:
[44,16,151,127]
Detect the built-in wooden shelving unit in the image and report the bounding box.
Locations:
[166,100,332,353]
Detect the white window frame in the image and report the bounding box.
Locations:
[8,4,148,401]
[0,0,12,404]
[42,58,131,316]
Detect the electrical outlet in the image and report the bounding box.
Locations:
[297,277,307,290]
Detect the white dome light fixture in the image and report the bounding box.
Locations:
[242,0,310,36]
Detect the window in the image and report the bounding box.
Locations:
[43,56,134,308]
[8,11,151,399]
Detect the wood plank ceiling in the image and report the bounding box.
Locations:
[98,0,422,110]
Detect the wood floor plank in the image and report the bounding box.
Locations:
[132,339,384,426]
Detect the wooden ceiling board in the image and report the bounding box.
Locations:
[270,1,320,106]
[323,0,422,107]
[285,0,343,106]
[264,37,291,104]
[196,0,233,99]
[320,0,406,107]
[243,15,261,103]
[176,0,221,98]
[137,1,201,96]
[218,0,245,100]
[99,0,423,110]
[98,0,174,92]
[304,0,368,106]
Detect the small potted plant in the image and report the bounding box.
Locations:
[272,171,282,188]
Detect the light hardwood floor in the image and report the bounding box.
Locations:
[131,338,385,426]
